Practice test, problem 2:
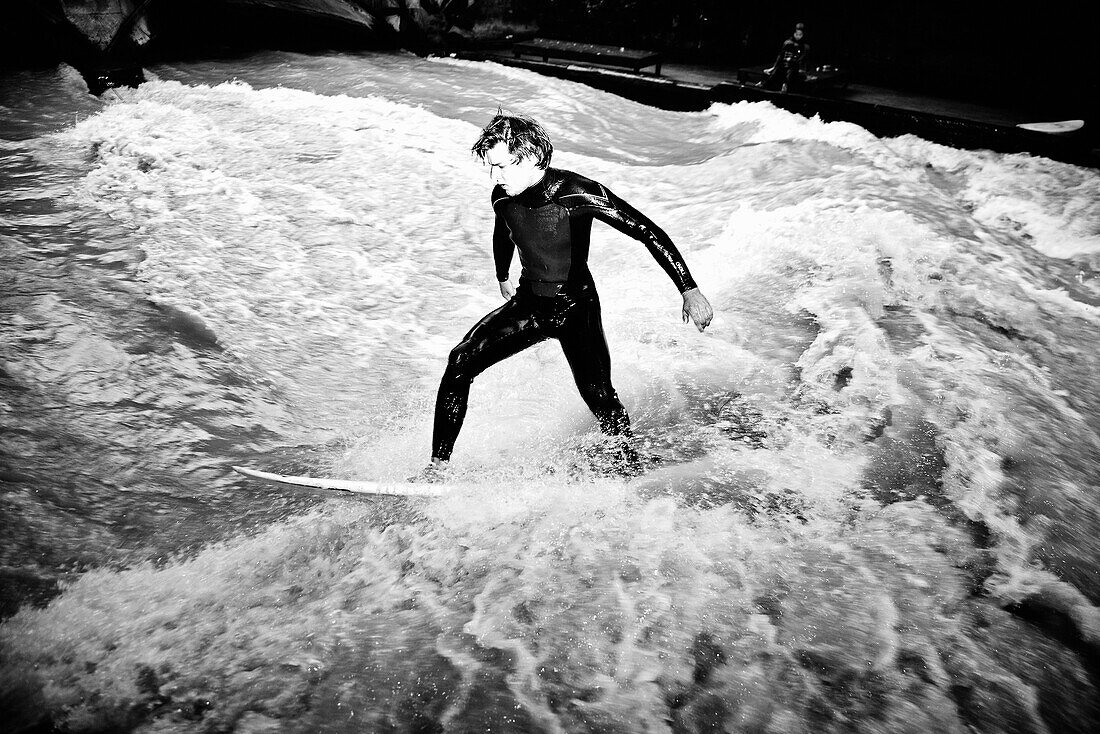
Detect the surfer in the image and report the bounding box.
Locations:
[764,22,810,93]
[419,112,713,479]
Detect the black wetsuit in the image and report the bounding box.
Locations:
[765,36,809,91]
[431,167,698,461]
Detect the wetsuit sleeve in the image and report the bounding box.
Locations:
[491,206,514,282]
[564,182,698,293]
[772,46,785,68]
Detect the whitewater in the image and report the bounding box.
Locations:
[1,49,1098,733]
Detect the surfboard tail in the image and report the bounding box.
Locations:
[232,466,451,497]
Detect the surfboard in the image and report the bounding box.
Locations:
[232,465,453,497]
[1016,119,1084,134]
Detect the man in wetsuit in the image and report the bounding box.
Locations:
[764,23,810,93]
[421,113,713,477]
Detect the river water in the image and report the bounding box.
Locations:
[2,50,1099,733]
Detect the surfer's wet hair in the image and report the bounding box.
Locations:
[472,111,553,169]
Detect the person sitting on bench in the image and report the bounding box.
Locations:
[764,23,810,93]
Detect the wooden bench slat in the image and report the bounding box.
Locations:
[513,38,663,75]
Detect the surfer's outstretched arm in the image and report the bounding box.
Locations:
[562,179,714,330]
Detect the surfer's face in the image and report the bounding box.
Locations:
[485,142,545,196]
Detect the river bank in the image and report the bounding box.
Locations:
[5,3,1096,168]
[455,47,1100,170]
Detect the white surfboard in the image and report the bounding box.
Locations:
[1016,119,1084,134]
[232,465,454,497]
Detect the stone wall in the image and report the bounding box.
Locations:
[59,0,152,50]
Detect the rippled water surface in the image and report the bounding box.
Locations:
[2,50,1099,733]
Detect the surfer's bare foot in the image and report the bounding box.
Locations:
[583,440,653,479]
[613,444,648,478]
[408,459,448,483]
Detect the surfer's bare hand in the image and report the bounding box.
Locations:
[499,279,516,300]
[682,288,714,332]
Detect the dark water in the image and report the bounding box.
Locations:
[2,51,1099,733]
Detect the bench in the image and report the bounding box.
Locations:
[737,64,849,91]
[513,38,663,76]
